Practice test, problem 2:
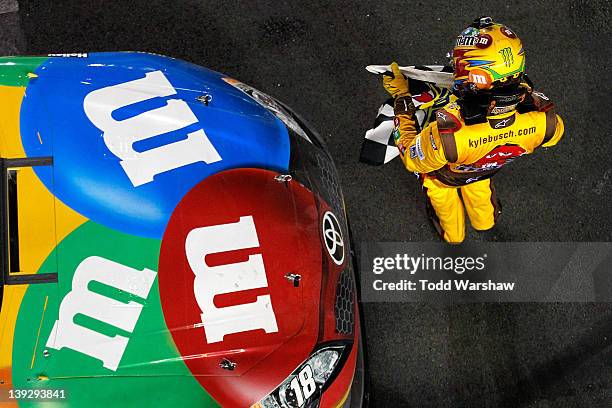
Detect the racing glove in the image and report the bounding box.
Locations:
[383,62,410,98]
[385,64,446,174]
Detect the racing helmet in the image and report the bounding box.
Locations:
[452,17,525,92]
[452,17,528,119]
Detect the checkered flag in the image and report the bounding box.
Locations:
[359,65,453,166]
[359,100,397,165]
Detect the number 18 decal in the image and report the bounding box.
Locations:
[289,365,317,407]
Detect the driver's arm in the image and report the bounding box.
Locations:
[393,98,450,173]
[383,62,450,173]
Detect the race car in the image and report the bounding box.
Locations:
[0,52,367,407]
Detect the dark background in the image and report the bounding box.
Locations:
[2,0,611,406]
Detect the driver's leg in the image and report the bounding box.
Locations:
[422,176,465,243]
[461,178,501,231]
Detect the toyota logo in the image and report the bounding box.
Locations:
[322,211,344,265]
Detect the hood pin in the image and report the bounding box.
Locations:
[196,93,213,106]
[274,174,292,185]
[285,273,301,287]
[219,358,237,371]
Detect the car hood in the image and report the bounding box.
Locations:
[3,53,335,406]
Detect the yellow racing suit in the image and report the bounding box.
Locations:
[393,92,564,243]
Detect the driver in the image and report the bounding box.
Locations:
[384,16,564,243]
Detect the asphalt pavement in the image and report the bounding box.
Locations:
[5,0,612,406]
